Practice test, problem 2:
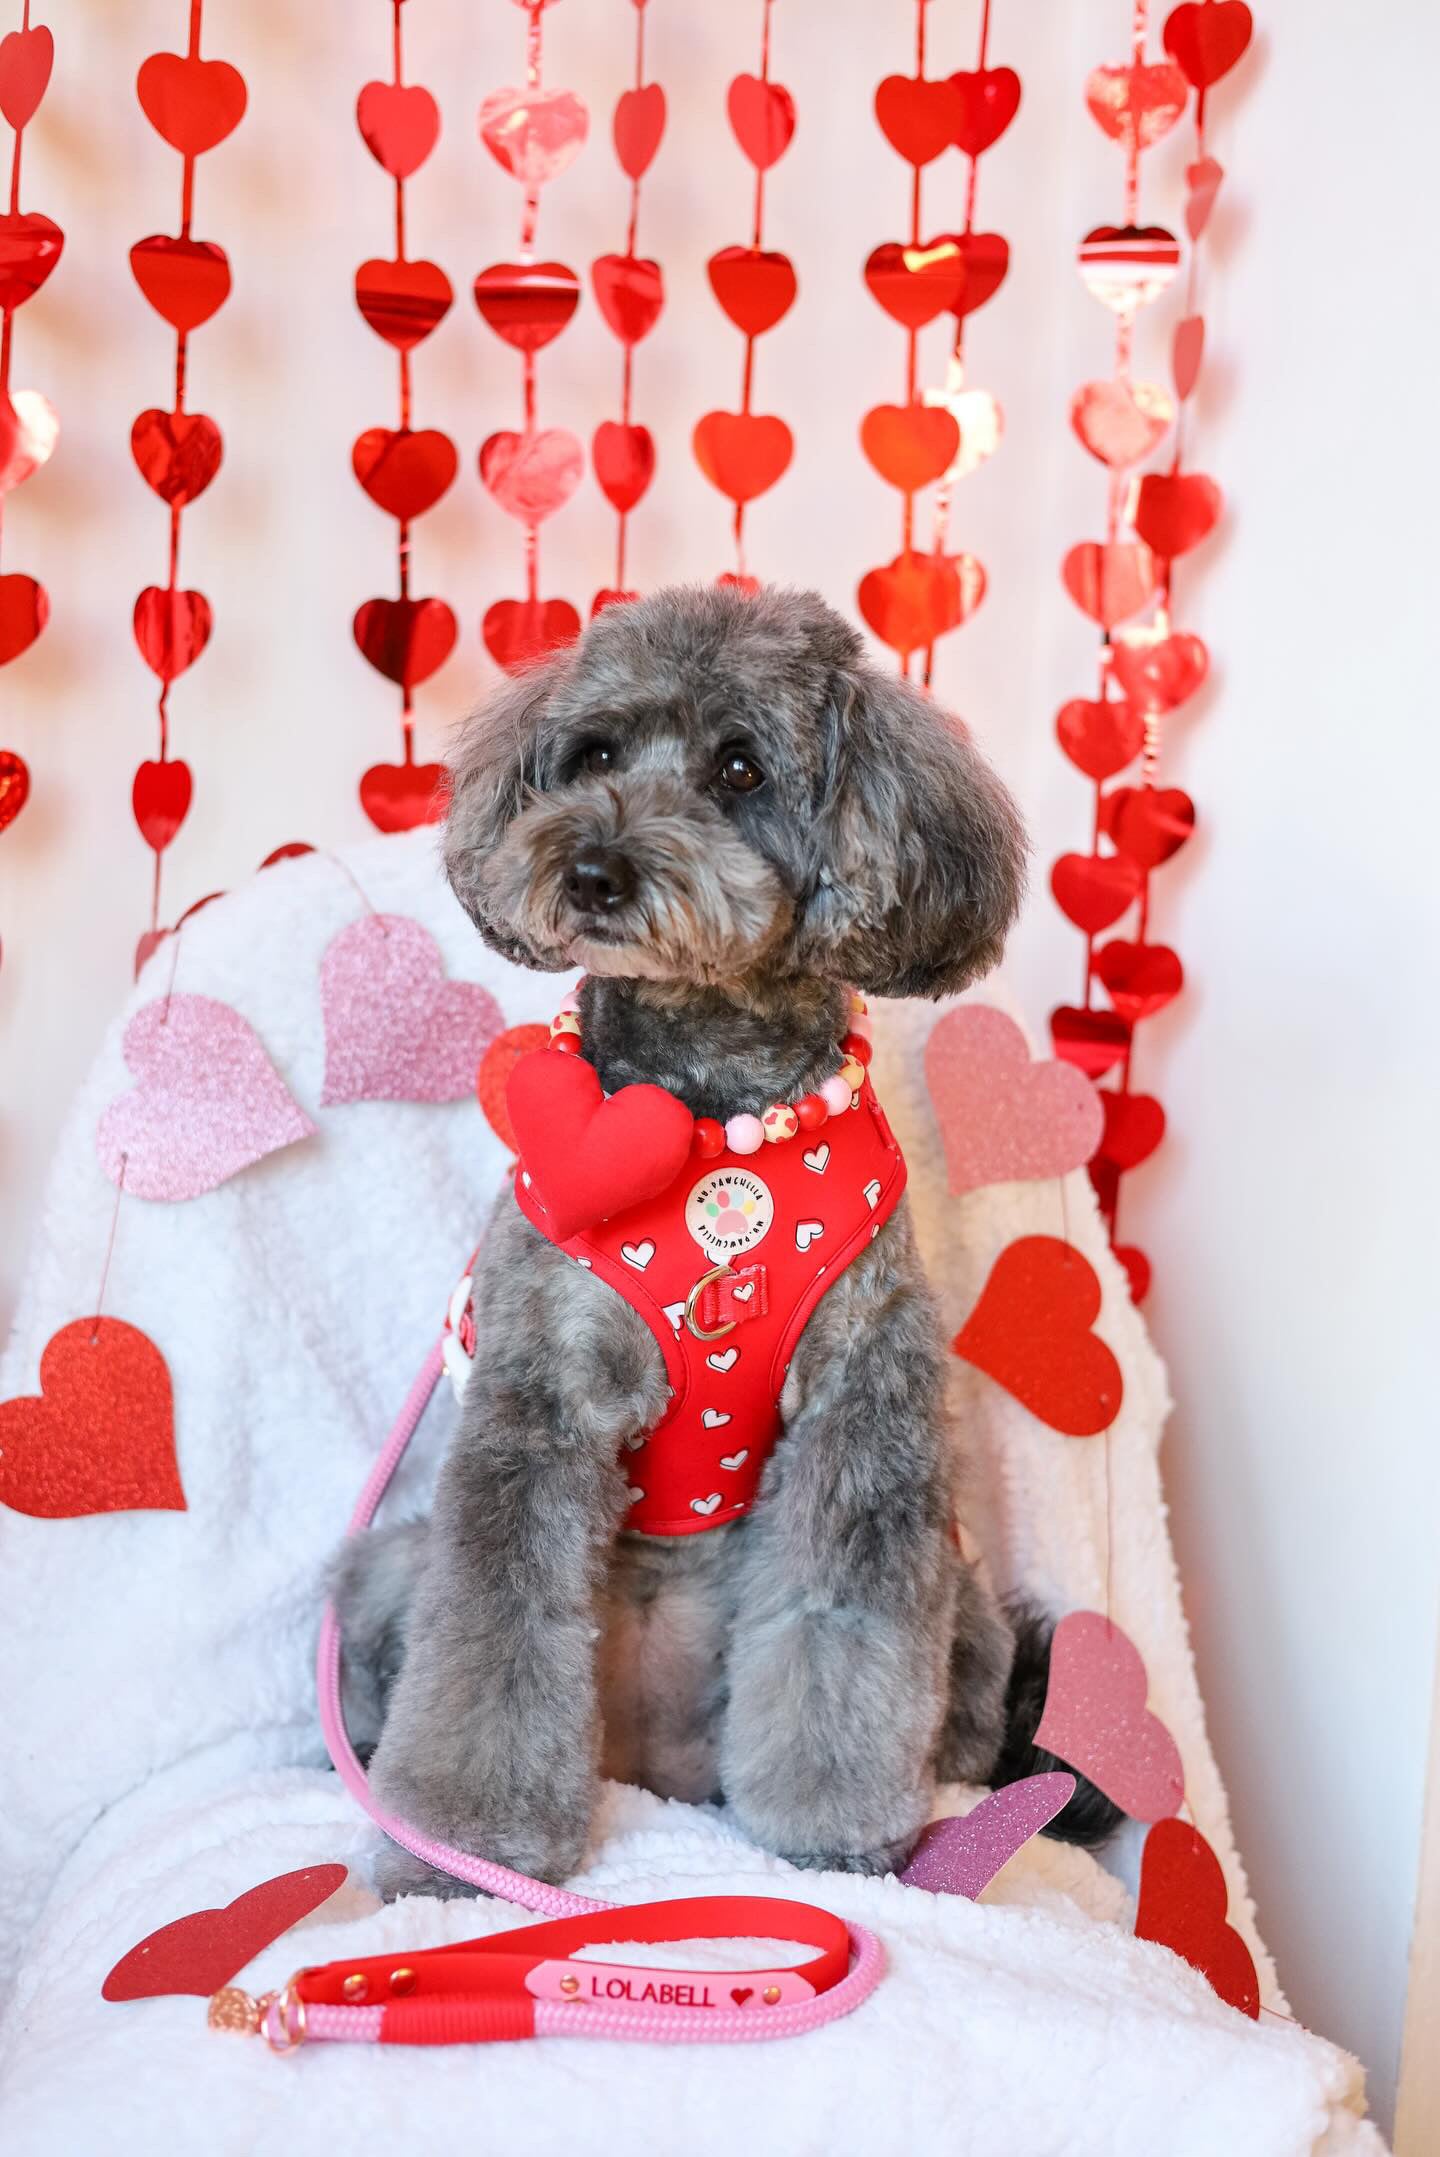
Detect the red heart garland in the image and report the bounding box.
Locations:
[479,428,584,526]
[1050,853,1144,934]
[1077,224,1181,312]
[1115,1245,1152,1303]
[0,209,64,311]
[1094,940,1184,1022]
[591,253,664,346]
[1070,378,1174,469]
[129,235,230,333]
[1098,1091,1166,1170]
[1185,159,1224,240]
[0,1317,185,1518]
[1055,698,1144,782]
[359,759,446,834]
[592,587,638,616]
[354,256,453,351]
[707,245,797,336]
[692,411,793,505]
[860,402,959,493]
[613,82,666,179]
[953,1235,1123,1436]
[102,1865,348,2001]
[133,587,213,683]
[1050,1004,1132,1080]
[0,386,59,494]
[1036,1611,1186,1821]
[1084,61,1189,150]
[727,73,795,169]
[351,426,457,521]
[1173,314,1206,400]
[950,66,1021,156]
[473,260,580,352]
[874,74,960,167]
[1110,626,1209,713]
[857,551,980,657]
[952,232,1010,319]
[137,51,247,156]
[352,595,457,689]
[356,80,440,179]
[1102,784,1196,868]
[477,1023,549,1151]
[0,746,31,832]
[132,758,192,853]
[1163,1,1254,90]
[1135,1819,1260,2016]
[1133,471,1222,559]
[0,21,53,130]
[864,238,964,329]
[1061,541,1155,628]
[0,571,49,664]
[130,409,223,509]
[507,1047,695,1241]
[592,420,655,513]
[482,596,581,674]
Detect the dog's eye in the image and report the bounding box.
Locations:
[717,748,764,794]
[577,739,617,776]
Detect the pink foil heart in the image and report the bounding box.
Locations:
[479,85,588,188]
[479,426,583,524]
[1035,1610,1186,1822]
[925,1007,1102,1194]
[320,914,504,1106]
[0,387,59,494]
[902,1774,1076,1897]
[97,994,315,1201]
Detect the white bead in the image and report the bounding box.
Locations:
[726,1113,765,1155]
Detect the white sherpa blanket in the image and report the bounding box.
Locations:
[0,831,1386,2154]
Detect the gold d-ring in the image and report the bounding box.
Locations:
[684,1264,736,1342]
[261,1980,308,2054]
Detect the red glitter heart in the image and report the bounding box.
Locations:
[1061,541,1155,628]
[0,572,48,664]
[352,426,457,521]
[137,51,247,156]
[591,252,664,345]
[356,79,439,179]
[102,1865,347,2001]
[1115,1245,1152,1303]
[1163,1,1254,90]
[132,758,192,853]
[473,259,579,352]
[954,1235,1123,1436]
[477,1023,549,1151]
[1133,471,1222,559]
[874,74,960,166]
[1098,1092,1166,1170]
[950,66,1021,155]
[1173,314,1205,399]
[1136,1819,1260,2016]
[359,759,446,834]
[1056,697,1144,781]
[953,232,1009,318]
[0,1317,184,1519]
[864,238,964,329]
[353,596,457,689]
[1085,61,1189,149]
[355,256,453,351]
[0,22,53,129]
[1070,378,1174,469]
[707,245,797,336]
[1110,625,1209,713]
[860,402,959,492]
[133,587,212,683]
[1050,1004,1132,1080]
[508,1045,695,1240]
[613,81,665,179]
[692,411,793,504]
[482,596,581,674]
[1094,940,1184,1022]
[0,746,30,832]
[131,408,223,508]
[1050,851,1143,934]
[592,420,655,513]
[1102,785,1196,868]
[727,72,795,169]
[0,209,64,310]
[130,236,230,332]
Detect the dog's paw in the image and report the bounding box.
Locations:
[372,1839,486,1902]
[780,1836,914,1879]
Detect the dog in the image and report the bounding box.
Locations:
[334,583,1117,1898]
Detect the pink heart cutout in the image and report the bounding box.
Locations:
[479,426,583,524]
[479,85,589,189]
[1036,1611,1185,1822]
[97,994,315,1201]
[320,914,503,1106]
[902,1773,1076,1897]
[926,1006,1104,1194]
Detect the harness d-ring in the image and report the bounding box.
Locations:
[683,1263,736,1342]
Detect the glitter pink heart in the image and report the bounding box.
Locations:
[925,1004,1103,1194]
[1035,1610,1186,1822]
[320,913,504,1106]
[902,1772,1076,1897]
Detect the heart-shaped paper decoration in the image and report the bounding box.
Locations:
[0,1317,184,1518]
[473,259,579,351]
[321,914,504,1107]
[482,595,581,674]
[693,411,793,504]
[1098,1091,1166,1170]
[131,408,223,508]
[98,993,314,1200]
[1056,697,1144,781]
[1070,378,1174,469]
[132,757,192,853]
[1050,852,1144,934]
[0,747,30,833]
[860,402,959,493]
[858,551,973,657]
[0,571,49,664]
[0,21,53,129]
[864,238,963,328]
[355,256,452,351]
[613,82,665,178]
[708,245,797,336]
[1077,224,1180,314]
[1084,61,1188,149]
[0,209,64,311]
[1102,784,1196,868]
[954,1235,1123,1436]
[137,51,247,156]
[102,1865,348,2001]
[480,427,584,525]
[592,420,655,513]
[353,595,457,689]
[1173,314,1206,401]
[477,1023,550,1151]
[508,1046,695,1240]
[1135,1818,1260,2016]
[357,80,439,179]
[949,66,1021,156]
[133,587,212,683]
[359,759,446,834]
[874,74,959,167]
[1115,1245,1152,1304]
[1061,541,1155,628]
[129,235,229,332]
[727,72,795,169]
[1133,470,1222,559]
[0,387,59,494]
[1110,625,1209,713]
[1036,1611,1185,1821]
[591,253,664,345]
[1163,1,1254,90]
[902,1774,1075,1898]
[1094,940,1184,1022]
[352,426,457,521]
[1050,1004,1132,1080]
[480,84,589,187]
[925,1006,1101,1194]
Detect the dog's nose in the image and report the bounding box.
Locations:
[564,849,635,914]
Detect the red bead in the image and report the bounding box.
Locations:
[842,1031,873,1066]
[550,1032,582,1055]
[693,1115,725,1157]
[794,1093,829,1130]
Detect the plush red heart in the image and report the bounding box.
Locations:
[0,22,53,129]
[352,426,457,521]
[860,402,959,493]
[133,587,212,683]
[613,81,666,178]
[353,596,457,689]
[874,74,960,166]
[953,232,1009,318]
[1133,471,1222,559]
[1070,378,1174,469]
[1185,158,1224,241]
[0,387,58,494]
[473,259,579,352]
[1037,1611,1185,1820]
[1102,784,1196,868]
[477,1024,549,1150]
[1098,1091,1166,1170]
[1109,625,1209,713]
[727,72,795,169]
[858,551,975,658]
[359,759,446,834]
[130,236,230,332]
[137,51,247,156]
[1173,313,1206,400]
[356,79,439,179]
[1050,852,1143,934]
[355,256,452,351]
[863,238,964,329]
[0,210,64,311]
[1094,940,1184,1022]
[102,1865,348,2001]
[1061,541,1155,628]
[1050,1004,1132,1080]
[1136,1819,1260,2016]
[1084,61,1189,149]
[0,1317,184,1519]
[1163,1,1254,89]
[954,1235,1124,1436]
[131,408,223,508]
[132,757,192,853]
[591,252,664,345]
[592,420,655,513]
[692,411,793,505]
[482,596,581,674]
[707,245,797,336]
[1055,698,1144,782]
[1115,1245,1152,1303]
[0,572,48,664]
[507,1047,695,1240]
[479,427,584,525]
[0,747,30,833]
[950,66,1021,155]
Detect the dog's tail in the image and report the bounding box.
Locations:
[990,1598,1126,1848]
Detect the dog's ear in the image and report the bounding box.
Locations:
[800,663,1027,999]
[442,654,567,966]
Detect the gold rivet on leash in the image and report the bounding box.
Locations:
[389,1966,416,1995]
[559,1973,581,1996]
[762,1985,782,2005]
[342,1972,370,2001]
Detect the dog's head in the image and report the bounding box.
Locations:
[443,585,1026,998]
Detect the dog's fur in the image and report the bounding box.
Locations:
[334,584,1117,1896]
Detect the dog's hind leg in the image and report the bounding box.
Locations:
[597,1529,736,1804]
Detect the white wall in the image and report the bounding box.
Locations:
[2,1,1435,2134]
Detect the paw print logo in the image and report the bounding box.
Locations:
[704,1182,759,1241]
[686,1168,775,1258]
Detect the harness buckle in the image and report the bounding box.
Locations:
[684,1264,736,1342]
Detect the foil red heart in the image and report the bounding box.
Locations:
[0,571,48,664]
[1115,1245,1152,1303]
[592,420,655,513]
[707,246,797,336]
[352,426,457,521]
[1098,1091,1166,1169]
[864,238,964,328]
[102,1865,347,2001]
[860,402,960,493]
[953,232,1009,318]
[1050,1004,1132,1079]
[477,1023,549,1151]
[133,587,212,682]
[1136,1819,1260,2016]
[479,427,584,525]
[1173,314,1205,400]
[1094,940,1184,1022]
[355,256,452,351]
[473,259,579,351]
[1110,625,1209,712]
[357,79,439,179]
[727,72,795,169]
[692,411,793,504]
[0,746,30,832]
[1061,540,1155,628]
[0,21,53,129]
[137,50,247,156]
[507,1045,695,1240]
[1102,784,1196,868]
[259,842,314,870]
[1163,1,1254,90]
[1055,697,1144,781]
[0,387,58,494]
[1037,1611,1185,1819]
[1133,471,1222,559]
[482,596,581,674]
[1050,851,1143,934]
[954,1234,1124,1437]
[950,66,1021,156]
[130,235,230,332]
[1070,378,1174,469]
[874,74,959,166]
[359,759,446,834]
[353,596,457,689]
[481,84,588,187]
[1084,61,1188,149]
[591,252,664,345]
[1077,225,1180,313]
[613,81,665,178]
[131,408,223,508]
[858,551,965,658]
[132,757,192,852]
[0,210,64,311]
[0,1317,184,1519]
[592,588,638,616]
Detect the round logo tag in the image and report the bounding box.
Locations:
[685,1167,774,1259]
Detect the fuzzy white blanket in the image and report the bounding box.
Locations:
[0,831,1386,2154]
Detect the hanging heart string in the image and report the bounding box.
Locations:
[693,0,796,589]
[590,0,665,616]
[476,0,588,674]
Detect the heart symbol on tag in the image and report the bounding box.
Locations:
[0,1317,184,1518]
[0,747,30,833]
[1173,314,1206,400]
[864,238,964,328]
[858,551,975,657]
[1132,471,1222,560]
[132,758,192,852]
[480,84,589,187]
[1098,1091,1166,1170]
[614,82,666,177]
[860,402,960,493]
[707,245,797,336]
[355,256,452,350]
[0,387,58,494]
[1163,1,1254,90]
[591,253,664,345]
[1050,853,1144,933]
[925,1006,1102,1195]
[133,587,212,683]
[473,260,580,351]
[352,426,457,521]
[902,1773,1075,1898]
[1061,541,1155,629]
[131,408,223,508]
[1185,159,1224,241]
[953,232,1009,318]
[137,51,248,156]
[476,1023,548,1150]
[1094,940,1184,1022]
[1077,225,1180,314]
[955,1236,1123,1435]
[1050,1005,1132,1080]
[357,80,440,179]
[874,74,960,166]
[1110,627,1209,713]
[1036,1611,1185,1819]
[0,571,48,664]
[592,421,654,513]
[693,411,793,504]
[0,210,64,310]
[949,66,1021,155]
[508,1047,695,1241]
[482,596,581,674]
[321,914,503,1106]
[480,427,584,524]
[353,595,457,689]
[102,1865,348,2000]
[359,759,445,834]
[727,72,795,168]
[1136,1819,1260,2016]
[1070,378,1174,469]
[130,235,230,332]
[1084,61,1188,149]
[1055,697,1144,781]
[0,21,53,129]
[1102,784,1196,869]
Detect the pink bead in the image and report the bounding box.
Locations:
[725,1113,765,1155]
[820,1074,853,1115]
